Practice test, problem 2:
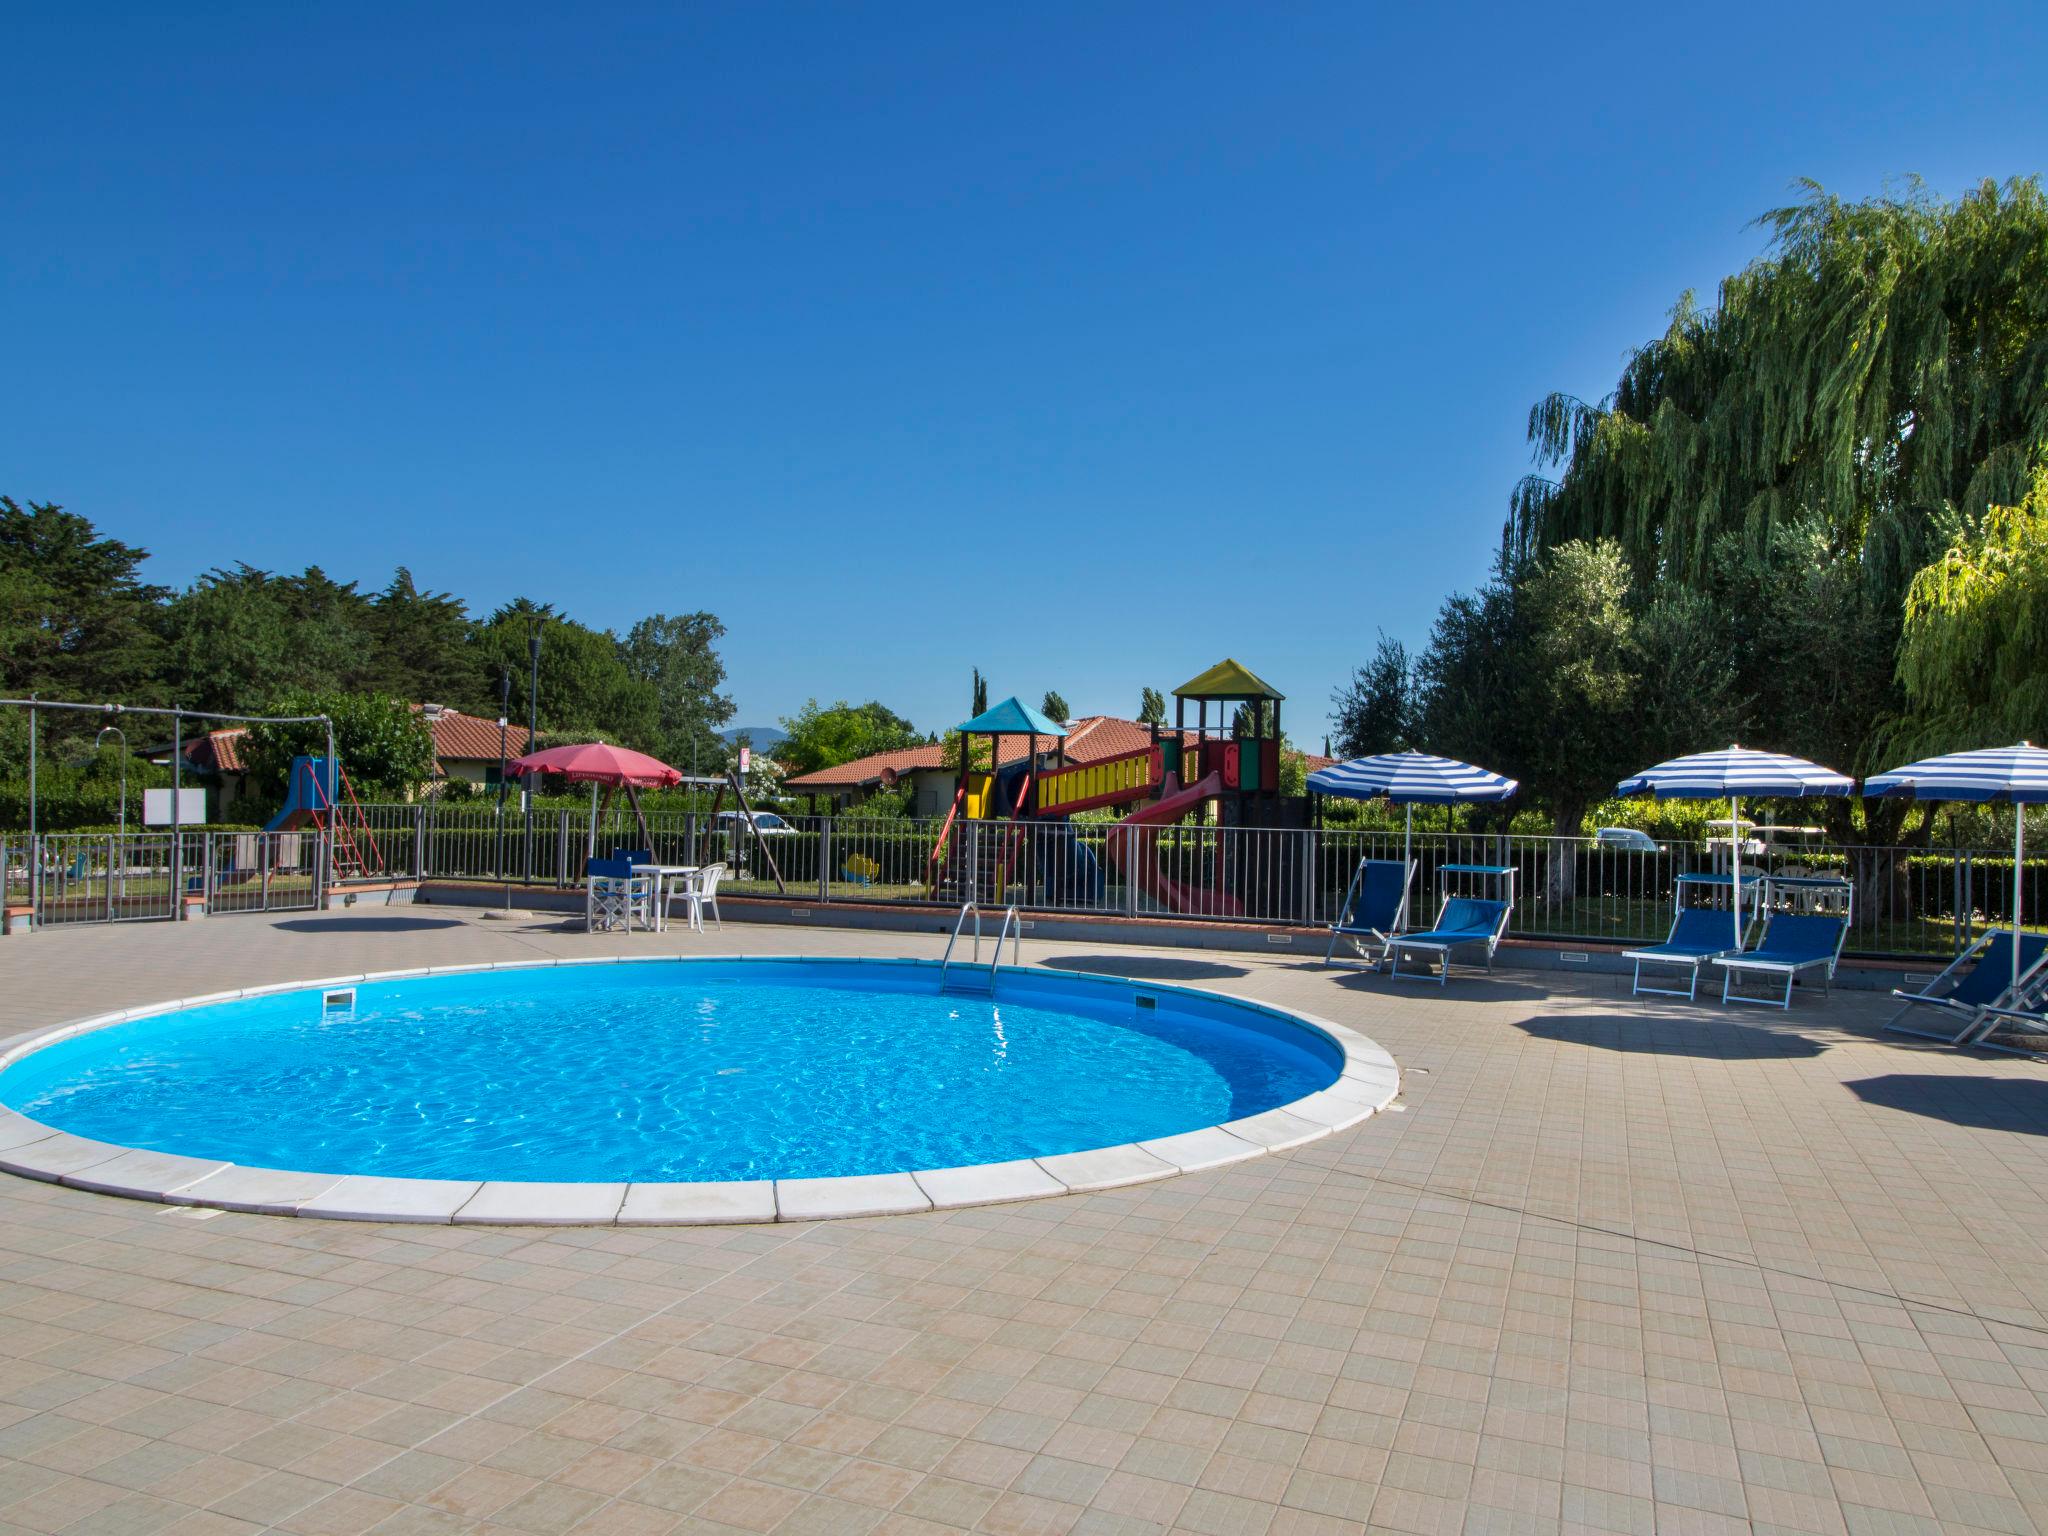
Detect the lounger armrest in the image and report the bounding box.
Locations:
[1625,944,1728,963]
[1715,952,1832,973]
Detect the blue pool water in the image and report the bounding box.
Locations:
[0,960,1341,1182]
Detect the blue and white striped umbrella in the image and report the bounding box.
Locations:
[1865,743,2048,804]
[1308,750,1519,806]
[1867,744,2048,998]
[1616,745,1855,951]
[1616,745,1856,800]
[1309,751,1517,915]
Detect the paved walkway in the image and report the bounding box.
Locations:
[1,909,2046,1535]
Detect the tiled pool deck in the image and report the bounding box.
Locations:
[3,912,2047,1535]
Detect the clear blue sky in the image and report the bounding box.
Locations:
[6,4,2044,742]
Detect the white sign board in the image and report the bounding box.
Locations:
[143,787,207,826]
[739,746,751,772]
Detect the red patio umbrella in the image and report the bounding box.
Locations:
[507,742,684,787]
[506,742,683,855]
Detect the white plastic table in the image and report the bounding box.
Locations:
[631,864,700,932]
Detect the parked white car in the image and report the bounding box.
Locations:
[1593,826,1661,853]
[712,810,794,837]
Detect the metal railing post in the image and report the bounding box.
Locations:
[819,818,832,902]
[1956,850,1969,953]
[1124,824,1139,916]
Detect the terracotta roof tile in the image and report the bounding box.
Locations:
[183,728,247,774]
[782,743,946,789]
[785,717,1190,790]
[416,705,531,764]
[784,715,1339,792]
[176,707,532,779]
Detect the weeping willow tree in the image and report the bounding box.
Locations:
[1504,178,2048,811]
[1511,178,2048,593]
[1894,462,2048,754]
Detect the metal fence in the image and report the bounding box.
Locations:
[3,832,325,927]
[5,807,2031,959]
[343,804,2041,961]
[200,832,326,916]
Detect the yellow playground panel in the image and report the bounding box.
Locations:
[1036,749,1161,816]
[961,772,995,819]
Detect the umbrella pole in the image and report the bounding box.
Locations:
[627,781,653,852]
[1731,795,1743,951]
[2016,806,2026,995]
[1403,803,1413,931]
[588,782,601,861]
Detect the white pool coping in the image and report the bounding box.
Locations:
[0,955,1400,1225]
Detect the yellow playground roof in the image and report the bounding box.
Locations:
[1173,658,1285,701]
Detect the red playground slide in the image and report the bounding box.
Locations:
[1102,771,1245,917]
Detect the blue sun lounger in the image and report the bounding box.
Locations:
[1388,896,1513,986]
[1323,858,1413,969]
[1624,908,1747,1001]
[1713,911,1848,1008]
[1887,931,2048,1046]
[1967,997,2048,1053]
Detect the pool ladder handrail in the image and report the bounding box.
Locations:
[940,901,1020,993]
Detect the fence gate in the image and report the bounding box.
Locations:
[29,833,195,926]
[204,832,326,915]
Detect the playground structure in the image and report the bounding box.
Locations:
[927,660,1303,916]
[268,756,384,881]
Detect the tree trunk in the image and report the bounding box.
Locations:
[1546,803,1584,907]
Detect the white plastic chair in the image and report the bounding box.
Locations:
[680,862,726,932]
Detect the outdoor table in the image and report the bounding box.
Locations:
[630,864,700,932]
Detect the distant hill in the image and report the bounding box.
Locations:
[722,725,788,752]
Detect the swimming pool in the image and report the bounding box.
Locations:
[0,957,1399,1223]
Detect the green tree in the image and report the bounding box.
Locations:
[160,565,370,713]
[362,568,475,704]
[467,601,659,750]
[1514,179,2048,583]
[1414,561,1525,791]
[777,700,923,777]
[1894,460,2048,753]
[1331,634,1414,758]
[971,668,989,717]
[1277,743,1309,797]
[1137,686,1166,725]
[1502,177,2048,828]
[1629,586,1744,765]
[1703,518,1902,831]
[0,497,167,715]
[619,612,736,774]
[1039,690,1070,725]
[241,690,438,801]
[1514,541,1646,838]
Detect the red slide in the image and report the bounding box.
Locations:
[1102,771,1245,917]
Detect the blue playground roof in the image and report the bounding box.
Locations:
[954,696,1068,737]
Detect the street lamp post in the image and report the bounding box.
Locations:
[495,670,516,916]
[523,615,542,884]
[95,720,129,898]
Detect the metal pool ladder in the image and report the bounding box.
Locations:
[940,901,1020,995]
